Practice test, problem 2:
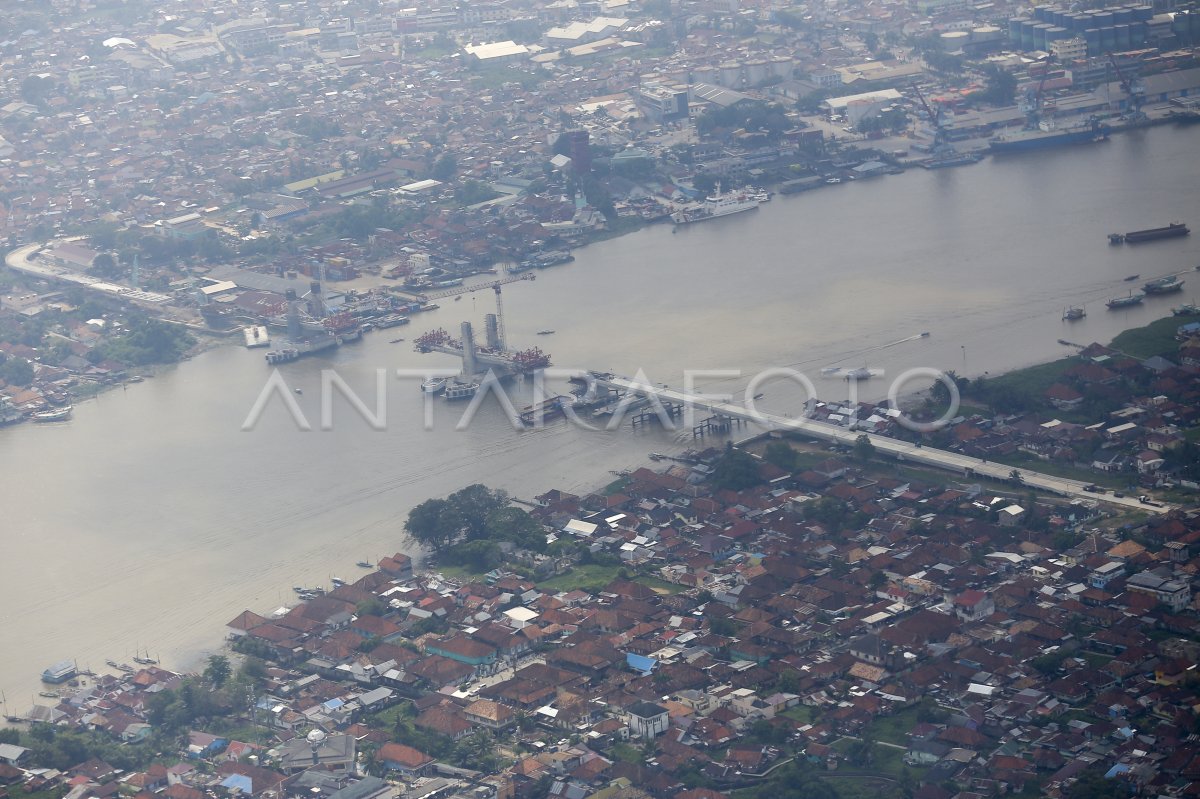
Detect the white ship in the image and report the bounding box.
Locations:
[671,184,761,225]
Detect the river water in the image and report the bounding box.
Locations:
[1,124,1197,714]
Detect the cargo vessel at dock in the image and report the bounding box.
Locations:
[988,118,1109,154]
[1109,223,1190,245]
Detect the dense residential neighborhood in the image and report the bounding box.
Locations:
[3,0,1200,798]
[4,410,1200,799]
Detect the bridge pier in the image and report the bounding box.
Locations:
[692,413,745,438]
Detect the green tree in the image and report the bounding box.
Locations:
[432,153,458,181]
[1065,768,1129,799]
[853,433,876,463]
[446,539,502,572]
[0,356,34,387]
[709,616,737,636]
[356,598,386,617]
[91,252,120,278]
[405,497,461,551]
[692,172,718,197]
[204,655,231,688]
[485,506,546,551]
[450,484,507,540]
[976,64,1018,106]
[711,445,762,491]
[20,74,54,106]
[764,440,798,472]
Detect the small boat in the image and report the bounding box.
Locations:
[293,586,306,593]
[844,367,873,380]
[1143,275,1185,295]
[294,388,303,395]
[920,332,930,337]
[38,691,59,699]
[421,377,447,395]
[330,577,346,587]
[454,296,462,301]
[105,660,119,668]
[1124,274,1140,282]
[389,337,406,344]
[1107,291,1145,309]
[753,393,765,400]
[33,406,72,422]
[1173,303,1200,316]
[537,329,555,335]
[1062,306,1086,321]
[356,560,372,568]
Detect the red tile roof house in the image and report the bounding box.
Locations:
[378,743,434,777]
[415,705,473,740]
[378,552,413,581]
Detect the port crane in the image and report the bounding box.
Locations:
[1020,55,1055,130]
[1106,53,1146,123]
[911,82,949,154]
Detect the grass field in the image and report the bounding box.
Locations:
[536,564,623,592]
[979,356,1074,399]
[433,563,489,582]
[1110,315,1188,359]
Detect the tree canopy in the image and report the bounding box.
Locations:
[711,445,763,491]
[404,485,547,560]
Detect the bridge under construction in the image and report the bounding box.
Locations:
[590,374,1173,516]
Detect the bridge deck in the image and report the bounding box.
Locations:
[594,376,1171,515]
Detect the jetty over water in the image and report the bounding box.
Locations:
[591,374,1174,515]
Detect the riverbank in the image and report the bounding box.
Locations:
[174,308,1199,692]
[3,121,1198,728]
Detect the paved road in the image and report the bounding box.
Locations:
[595,375,1174,515]
[5,243,185,310]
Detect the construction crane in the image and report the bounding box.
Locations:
[1020,55,1055,130]
[417,271,536,301]
[911,82,948,154]
[1107,52,1146,123]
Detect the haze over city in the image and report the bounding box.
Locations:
[1,2,1199,799]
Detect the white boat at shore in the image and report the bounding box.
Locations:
[671,183,760,225]
[33,406,72,423]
